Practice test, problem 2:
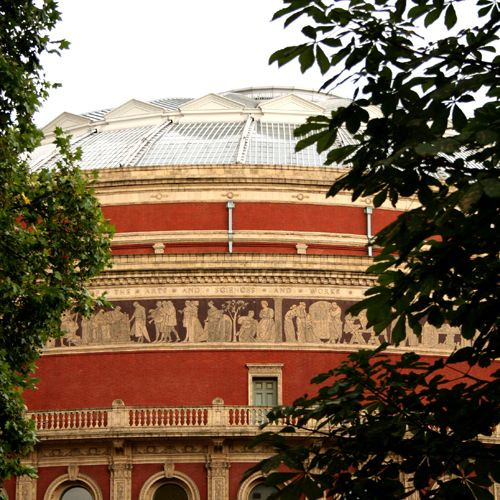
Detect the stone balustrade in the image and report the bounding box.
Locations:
[30,399,295,439]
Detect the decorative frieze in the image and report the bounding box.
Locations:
[47,297,464,353]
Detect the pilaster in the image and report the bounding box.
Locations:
[16,473,36,500]
[206,440,230,500]
[109,439,133,500]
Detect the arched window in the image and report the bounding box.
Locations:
[139,471,200,500]
[249,483,278,500]
[153,483,188,500]
[60,485,93,500]
[44,474,102,500]
[237,472,281,500]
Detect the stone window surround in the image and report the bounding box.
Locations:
[246,363,283,406]
[43,471,103,500]
[138,470,200,500]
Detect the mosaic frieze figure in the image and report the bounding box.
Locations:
[149,301,180,342]
[256,300,276,342]
[283,305,298,342]
[130,301,150,343]
[237,311,258,342]
[205,301,232,342]
[49,298,459,351]
[421,322,465,349]
[80,307,129,345]
[327,301,343,343]
[182,300,206,342]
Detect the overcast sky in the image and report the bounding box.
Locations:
[36,1,490,126]
[35,0,331,126]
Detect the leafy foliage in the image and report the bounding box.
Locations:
[249,348,500,499]
[249,0,500,497]
[0,0,112,480]
[270,0,499,366]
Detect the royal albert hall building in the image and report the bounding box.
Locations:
[4,87,499,500]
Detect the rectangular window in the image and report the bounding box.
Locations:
[246,363,283,406]
[252,377,278,407]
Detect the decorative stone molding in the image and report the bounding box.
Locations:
[16,474,36,500]
[46,296,462,353]
[296,242,308,255]
[109,399,129,428]
[237,472,270,500]
[138,470,200,500]
[43,471,103,500]
[111,228,369,247]
[246,364,284,405]
[152,242,165,254]
[163,461,175,478]
[109,462,133,500]
[31,402,301,442]
[206,458,230,500]
[67,464,79,481]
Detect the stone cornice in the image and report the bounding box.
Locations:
[111,229,369,248]
[102,252,373,273]
[92,164,416,211]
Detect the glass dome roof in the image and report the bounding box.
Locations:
[32,87,363,170]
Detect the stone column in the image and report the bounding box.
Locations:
[16,473,36,500]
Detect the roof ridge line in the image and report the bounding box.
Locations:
[121,120,173,167]
[236,116,255,164]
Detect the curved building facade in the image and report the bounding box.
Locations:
[5,87,498,500]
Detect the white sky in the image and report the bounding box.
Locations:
[35,0,331,126]
[36,0,490,126]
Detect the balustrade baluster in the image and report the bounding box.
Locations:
[31,405,287,433]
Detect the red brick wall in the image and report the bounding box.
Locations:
[26,350,495,411]
[102,202,401,236]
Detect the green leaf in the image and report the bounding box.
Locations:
[373,189,387,207]
[391,316,406,344]
[415,143,439,156]
[269,44,306,67]
[452,105,468,131]
[424,7,442,26]
[444,4,457,28]
[322,38,342,48]
[458,183,483,212]
[299,44,315,72]
[481,178,500,198]
[316,46,331,74]
[302,25,317,40]
[325,144,357,164]
[475,129,497,145]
